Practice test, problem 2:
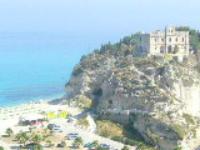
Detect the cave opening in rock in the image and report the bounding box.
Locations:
[92,88,103,97]
[108,99,113,105]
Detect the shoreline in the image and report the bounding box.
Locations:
[0,95,65,124]
[0,93,64,109]
[0,100,76,137]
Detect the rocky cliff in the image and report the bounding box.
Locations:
[64,35,200,150]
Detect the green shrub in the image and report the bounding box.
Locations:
[111,136,155,150]
[72,66,83,76]
[6,128,13,137]
[74,95,93,109]
[77,117,89,128]
[183,113,195,124]
[170,124,186,140]
[73,137,83,148]
[0,146,4,150]
[46,140,53,147]
[121,146,129,150]
[96,120,124,138]
[173,146,182,150]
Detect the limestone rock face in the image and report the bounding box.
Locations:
[65,45,200,149]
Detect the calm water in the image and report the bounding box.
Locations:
[0,32,119,107]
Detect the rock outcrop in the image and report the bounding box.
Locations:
[64,37,200,150]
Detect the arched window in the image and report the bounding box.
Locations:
[109,100,113,105]
[169,38,172,42]
[182,38,185,42]
[160,46,165,53]
[174,45,179,54]
[168,45,172,53]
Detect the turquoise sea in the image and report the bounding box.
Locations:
[0,32,120,107]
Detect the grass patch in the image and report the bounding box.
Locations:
[0,146,4,150]
[96,119,155,150]
[96,120,124,138]
[77,117,89,128]
[72,95,93,109]
[183,113,195,125]
[170,124,186,140]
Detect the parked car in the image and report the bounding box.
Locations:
[66,133,79,140]
[47,124,60,130]
[99,144,110,149]
[84,143,96,149]
[67,117,76,123]
[52,127,63,133]
[57,141,66,148]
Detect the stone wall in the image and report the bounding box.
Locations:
[99,110,130,125]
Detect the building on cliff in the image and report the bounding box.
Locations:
[137,26,190,61]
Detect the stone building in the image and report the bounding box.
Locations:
[137,27,190,60]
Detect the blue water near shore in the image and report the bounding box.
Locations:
[0,32,120,107]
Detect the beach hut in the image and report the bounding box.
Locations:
[19,114,45,126]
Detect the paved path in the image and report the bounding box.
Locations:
[50,119,136,150]
[86,113,97,133]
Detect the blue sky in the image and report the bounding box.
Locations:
[0,0,199,35]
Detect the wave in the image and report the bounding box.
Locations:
[0,84,65,107]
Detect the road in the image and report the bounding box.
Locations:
[50,118,136,150]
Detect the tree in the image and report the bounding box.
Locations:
[15,132,30,147]
[31,134,44,145]
[73,137,83,148]
[97,146,109,150]
[6,128,13,137]
[46,140,53,147]
[174,147,182,150]
[92,140,99,148]
[0,146,4,150]
[122,145,129,150]
[57,141,66,148]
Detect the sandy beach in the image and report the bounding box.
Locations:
[0,101,80,136]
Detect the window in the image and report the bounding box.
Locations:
[160,46,165,53]
[169,38,172,42]
[168,45,172,53]
[176,38,178,42]
[182,38,185,42]
[109,100,113,105]
[174,45,179,54]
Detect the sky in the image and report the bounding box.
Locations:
[0,0,199,36]
[0,0,199,105]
